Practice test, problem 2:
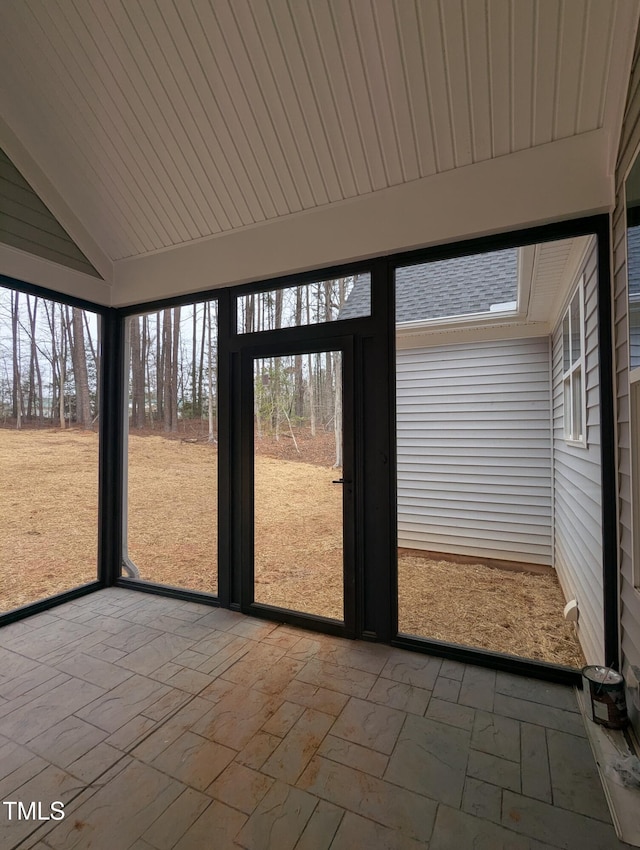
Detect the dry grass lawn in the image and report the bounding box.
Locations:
[0,428,98,608]
[0,427,584,667]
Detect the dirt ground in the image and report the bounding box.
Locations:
[1,427,584,667]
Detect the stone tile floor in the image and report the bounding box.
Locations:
[0,588,634,849]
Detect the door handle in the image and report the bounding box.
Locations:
[331,478,352,484]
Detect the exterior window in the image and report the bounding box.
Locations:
[562,279,586,444]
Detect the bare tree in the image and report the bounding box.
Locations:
[198,305,206,420]
[83,310,99,421]
[156,311,164,422]
[306,288,316,437]
[11,290,21,429]
[25,295,42,421]
[334,354,342,468]
[294,288,304,418]
[58,304,67,428]
[70,307,92,428]
[162,308,172,432]
[207,301,216,442]
[171,306,180,431]
[130,316,145,428]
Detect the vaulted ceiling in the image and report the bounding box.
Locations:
[0,1,638,305]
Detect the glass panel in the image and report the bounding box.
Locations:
[570,292,581,364]
[563,313,571,372]
[0,287,100,612]
[125,302,218,594]
[237,274,370,333]
[253,351,344,621]
[626,156,640,367]
[395,240,586,668]
[396,248,518,323]
[564,378,572,438]
[626,136,640,589]
[572,368,583,440]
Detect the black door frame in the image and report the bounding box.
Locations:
[237,334,358,638]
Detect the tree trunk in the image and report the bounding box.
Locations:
[130,316,145,428]
[11,291,21,429]
[306,289,316,437]
[29,297,44,423]
[58,304,66,428]
[171,306,180,431]
[26,295,35,420]
[162,309,172,432]
[143,315,153,423]
[198,306,206,424]
[245,293,254,334]
[44,301,57,425]
[207,301,216,442]
[156,311,163,423]
[333,353,342,468]
[192,306,197,419]
[83,310,99,422]
[71,307,92,428]
[294,287,304,418]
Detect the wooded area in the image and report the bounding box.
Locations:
[127,302,218,438]
[0,287,99,429]
[0,276,356,449]
[126,278,354,465]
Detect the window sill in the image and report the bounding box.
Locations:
[564,438,588,449]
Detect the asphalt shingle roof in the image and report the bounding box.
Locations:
[340,248,518,322]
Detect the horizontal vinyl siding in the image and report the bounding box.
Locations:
[396,336,552,565]
[614,36,640,734]
[0,148,100,277]
[552,239,604,665]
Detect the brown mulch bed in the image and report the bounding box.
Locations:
[0,428,584,667]
[398,555,585,668]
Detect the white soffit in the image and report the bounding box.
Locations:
[395,234,590,349]
[528,235,593,325]
[0,0,637,302]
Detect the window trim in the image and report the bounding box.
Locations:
[562,276,587,447]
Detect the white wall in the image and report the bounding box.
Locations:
[396,336,552,565]
[613,37,640,733]
[551,240,604,666]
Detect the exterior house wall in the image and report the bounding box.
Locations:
[0,147,99,278]
[396,336,553,566]
[551,239,604,666]
[613,39,640,732]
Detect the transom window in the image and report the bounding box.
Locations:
[562,279,586,444]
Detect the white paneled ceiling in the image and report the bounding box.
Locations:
[0,0,637,266]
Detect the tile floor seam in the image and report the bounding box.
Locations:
[8,756,131,850]
[112,690,203,757]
